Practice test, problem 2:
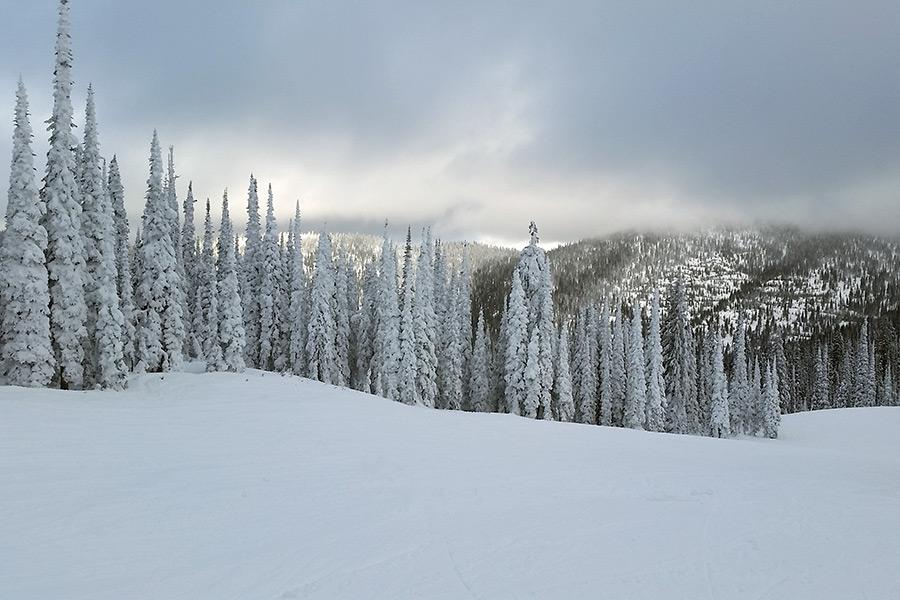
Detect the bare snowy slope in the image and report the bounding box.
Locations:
[2,370,898,599]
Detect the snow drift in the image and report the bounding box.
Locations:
[2,370,898,599]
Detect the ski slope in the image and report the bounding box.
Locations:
[2,369,898,599]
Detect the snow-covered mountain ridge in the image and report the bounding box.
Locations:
[2,369,898,599]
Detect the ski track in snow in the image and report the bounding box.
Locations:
[1,369,899,599]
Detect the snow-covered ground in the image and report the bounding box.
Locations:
[2,370,898,599]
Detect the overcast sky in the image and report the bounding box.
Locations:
[2,1,899,247]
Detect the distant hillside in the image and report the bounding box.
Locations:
[472,226,900,339]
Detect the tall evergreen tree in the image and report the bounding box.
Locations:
[107,156,135,369]
[41,0,87,388]
[470,310,493,413]
[555,324,576,422]
[211,191,245,372]
[598,300,613,426]
[708,329,730,438]
[515,223,555,419]
[572,306,598,424]
[134,131,185,373]
[306,229,340,385]
[258,185,283,371]
[503,269,528,416]
[0,80,54,387]
[414,229,439,408]
[811,343,830,411]
[623,299,647,429]
[79,85,126,389]
[181,182,199,358]
[854,319,875,407]
[193,198,218,363]
[333,247,353,385]
[373,229,401,400]
[241,175,262,367]
[763,361,781,439]
[644,289,667,432]
[354,260,378,392]
[662,275,698,434]
[729,317,750,435]
[610,301,627,426]
[397,240,419,405]
[288,200,308,376]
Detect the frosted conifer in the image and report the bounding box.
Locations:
[662,274,698,434]
[470,310,493,413]
[644,289,667,432]
[134,131,185,372]
[79,86,126,389]
[212,191,245,372]
[623,299,646,430]
[306,229,339,385]
[414,229,439,408]
[708,330,730,438]
[107,156,135,369]
[598,300,613,426]
[288,201,308,375]
[0,80,54,387]
[193,199,218,363]
[763,361,781,439]
[555,324,575,422]
[41,0,87,388]
[728,317,750,435]
[241,175,262,367]
[503,270,528,415]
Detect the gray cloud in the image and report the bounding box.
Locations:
[2,1,900,246]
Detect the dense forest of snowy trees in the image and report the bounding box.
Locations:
[3,1,900,441]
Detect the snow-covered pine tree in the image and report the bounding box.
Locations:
[610,300,627,427]
[193,198,218,364]
[397,240,419,405]
[78,85,126,389]
[413,229,439,408]
[763,360,781,439]
[257,185,283,372]
[623,298,646,429]
[644,289,667,432]
[164,146,186,331]
[373,229,401,400]
[439,271,465,410]
[288,200,308,376]
[811,342,830,411]
[881,362,894,407]
[212,191,245,372]
[662,274,698,434]
[708,329,730,438]
[456,250,475,409]
[334,247,353,385]
[241,175,262,367]
[470,310,492,413]
[746,356,763,436]
[572,306,598,424]
[181,182,199,358]
[274,229,294,373]
[854,319,875,407]
[522,325,541,418]
[107,156,135,369]
[306,228,340,385]
[503,269,528,416]
[41,0,87,389]
[353,260,378,392]
[728,317,750,435]
[554,324,575,422]
[0,79,55,387]
[598,300,613,426]
[696,326,714,429]
[515,223,555,419]
[134,131,185,373]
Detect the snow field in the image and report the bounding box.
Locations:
[2,370,899,599]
